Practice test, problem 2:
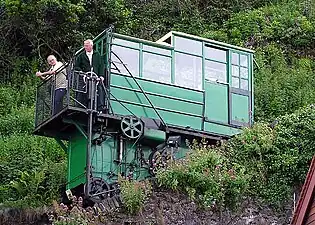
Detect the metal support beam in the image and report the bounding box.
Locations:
[85,71,98,198]
[63,118,88,139]
[54,137,68,152]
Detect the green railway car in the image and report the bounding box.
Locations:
[34,28,254,204]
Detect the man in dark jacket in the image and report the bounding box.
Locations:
[74,39,105,112]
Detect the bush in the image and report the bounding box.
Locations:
[0,133,66,207]
[254,46,315,122]
[201,0,315,122]
[1,161,67,208]
[0,86,18,116]
[119,177,152,215]
[157,140,248,210]
[157,105,315,209]
[0,106,34,136]
[226,105,315,207]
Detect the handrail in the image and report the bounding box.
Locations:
[36,63,69,87]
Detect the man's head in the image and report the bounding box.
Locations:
[84,39,93,52]
[47,55,57,66]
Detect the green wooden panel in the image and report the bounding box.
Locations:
[111,74,204,103]
[67,131,87,189]
[204,122,241,136]
[231,94,249,123]
[110,73,203,130]
[204,82,228,123]
[111,86,203,117]
[110,101,202,130]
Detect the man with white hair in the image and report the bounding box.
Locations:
[74,39,105,112]
[36,55,67,115]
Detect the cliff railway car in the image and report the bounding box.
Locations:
[34,28,255,206]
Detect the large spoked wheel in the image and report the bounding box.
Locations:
[85,177,110,203]
[120,116,144,139]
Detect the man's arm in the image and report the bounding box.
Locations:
[35,70,54,80]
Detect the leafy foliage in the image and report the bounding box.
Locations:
[0,83,66,207]
[119,177,152,215]
[157,104,315,208]
[157,140,248,210]
[224,105,315,206]
[200,0,315,122]
[0,133,66,207]
[254,46,315,121]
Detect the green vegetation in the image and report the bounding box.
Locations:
[0,0,314,212]
[226,106,314,206]
[157,105,314,209]
[0,86,66,208]
[119,177,152,215]
[157,141,248,210]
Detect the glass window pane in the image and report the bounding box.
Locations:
[205,60,227,82]
[232,53,239,65]
[143,45,171,56]
[143,53,171,83]
[240,67,248,79]
[232,65,239,77]
[232,77,239,88]
[240,55,248,67]
[174,36,202,55]
[241,79,248,90]
[205,46,227,62]
[112,38,139,48]
[175,53,202,89]
[111,45,139,76]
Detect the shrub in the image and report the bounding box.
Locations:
[157,140,248,210]
[0,133,66,207]
[227,106,314,207]
[254,46,315,122]
[119,176,152,215]
[0,106,34,136]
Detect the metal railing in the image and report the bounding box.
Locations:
[34,62,109,127]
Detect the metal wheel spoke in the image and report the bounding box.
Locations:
[123,127,130,132]
[134,127,141,133]
[130,129,134,138]
[133,121,141,126]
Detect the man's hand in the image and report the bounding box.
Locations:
[36,71,42,77]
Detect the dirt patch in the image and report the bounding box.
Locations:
[100,190,293,225]
[0,190,294,225]
[0,207,49,225]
